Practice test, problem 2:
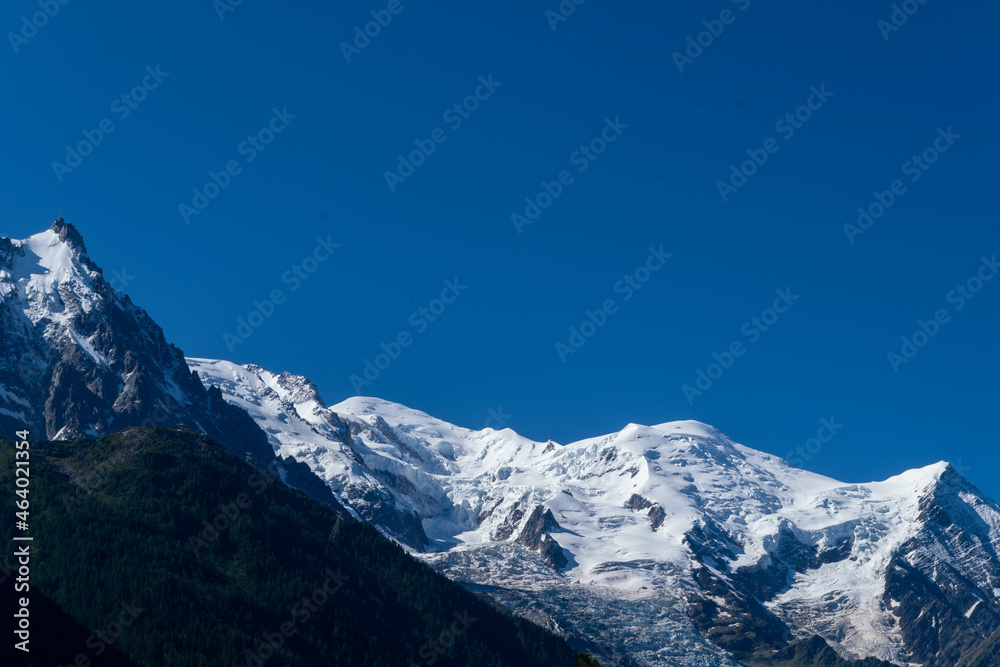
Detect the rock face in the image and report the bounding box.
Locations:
[187,366,1000,667]
[627,493,666,530]
[879,467,1000,665]
[516,505,569,570]
[7,221,1000,666]
[186,358,429,549]
[0,220,344,510]
[0,220,263,456]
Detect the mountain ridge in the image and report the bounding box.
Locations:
[0,427,587,667]
[190,359,1000,666]
[4,221,999,666]
[0,221,355,513]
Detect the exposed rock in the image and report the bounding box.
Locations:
[0,220,338,512]
[516,505,568,570]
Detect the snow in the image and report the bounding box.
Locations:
[66,329,110,368]
[1,223,229,442]
[0,384,31,408]
[15,229,75,287]
[15,221,991,666]
[187,358,370,517]
[5,228,101,329]
[0,407,27,421]
[189,358,1000,667]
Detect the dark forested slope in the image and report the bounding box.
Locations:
[0,427,588,667]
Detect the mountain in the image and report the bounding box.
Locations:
[4,220,998,665]
[0,220,264,452]
[1,581,138,667]
[190,360,1000,666]
[958,627,1000,667]
[0,220,345,510]
[0,428,586,667]
[186,358,430,549]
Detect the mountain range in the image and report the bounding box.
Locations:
[3,219,999,666]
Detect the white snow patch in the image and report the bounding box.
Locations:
[0,384,31,407]
[188,358,1000,667]
[66,329,110,368]
[0,407,27,421]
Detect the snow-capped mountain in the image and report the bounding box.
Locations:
[186,358,430,547]
[190,359,1000,666]
[0,220,352,511]
[0,220,282,467]
[5,220,998,666]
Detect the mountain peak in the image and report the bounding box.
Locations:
[2,219,97,301]
[876,459,954,493]
[651,419,724,437]
[0,224,275,456]
[49,215,89,257]
[190,356,1000,665]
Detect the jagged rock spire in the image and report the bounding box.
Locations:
[49,214,89,257]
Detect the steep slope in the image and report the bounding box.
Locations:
[0,428,587,667]
[1,582,138,667]
[192,361,1000,666]
[958,626,1000,667]
[0,220,270,459]
[749,635,895,667]
[7,220,990,665]
[0,220,347,512]
[186,358,430,548]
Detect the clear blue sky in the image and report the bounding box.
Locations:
[2,1,998,499]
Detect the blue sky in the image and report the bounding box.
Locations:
[2,1,998,499]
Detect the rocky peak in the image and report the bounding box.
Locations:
[0,223,261,458]
[0,235,17,267]
[276,370,326,407]
[50,216,89,257]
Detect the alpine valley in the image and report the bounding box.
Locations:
[3,220,999,667]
